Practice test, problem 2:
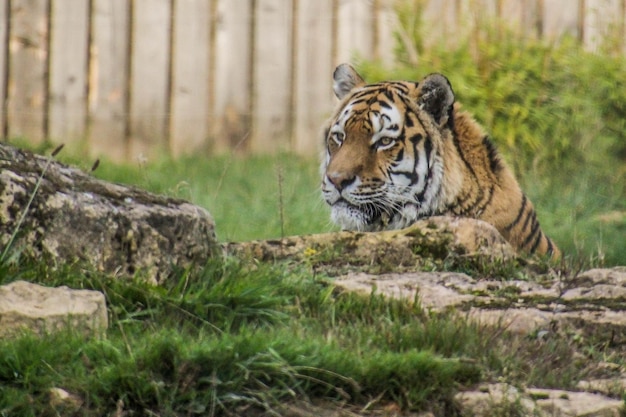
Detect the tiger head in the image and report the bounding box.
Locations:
[321,64,456,232]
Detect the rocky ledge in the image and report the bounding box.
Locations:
[0,143,218,283]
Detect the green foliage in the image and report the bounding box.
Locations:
[360,19,626,172]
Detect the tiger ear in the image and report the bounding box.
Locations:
[417,73,455,126]
[333,63,366,99]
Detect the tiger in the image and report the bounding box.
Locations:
[321,63,560,259]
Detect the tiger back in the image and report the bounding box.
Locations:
[321,64,560,259]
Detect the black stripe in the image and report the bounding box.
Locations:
[423,136,432,159]
[409,133,423,144]
[380,100,392,109]
[504,195,527,232]
[452,134,477,177]
[457,195,482,216]
[415,189,427,203]
[412,136,432,202]
[352,90,376,101]
[405,113,415,128]
[474,185,495,215]
[482,136,502,173]
[522,217,541,249]
[520,210,536,238]
[390,81,410,94]
[546,237,554,257]
[383,89,395,101]
[449,189,478,216]
[529,230,543,254]
[349,98,367,106]
[392,170,418,183]
[394,148,404,163]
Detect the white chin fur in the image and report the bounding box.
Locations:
[331,205,373,232]
[331,203,420,232]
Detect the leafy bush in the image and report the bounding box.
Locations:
[359,12,626,173]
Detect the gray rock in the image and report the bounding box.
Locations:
[335,267,626,337]
[529,388,624,417]
[576,378,626,398]
[49,387,83,410]
[0,280,107,337]
[455,383,539,416]
[226,215,516,275]
[456,384,625,417]
[0,143,218,283]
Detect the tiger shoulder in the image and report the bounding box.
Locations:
[321,63,560,259]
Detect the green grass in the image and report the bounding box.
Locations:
[82,153,333,242]
[521,157,625,267]
[3,256,623,416]
[0,259,482,416]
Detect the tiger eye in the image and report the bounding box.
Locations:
[378,136,394,147]
[331,132,344,146]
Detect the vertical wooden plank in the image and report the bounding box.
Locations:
[463,0,497,52]
[584,0,622,51]
[621,0,626,52]
[499,0,541,36]
[6,0,49,143]
[466,0,498,25]
[373,0,397,63]
[543,0,581,40]
[48,0,89,147]
[252,0,293,152]
[0,0,8,138]
[89,0,130,161]
[422,0,460,47]
[293,0,333,154]
[128,0,171,160]
[169,0,211,157]
[336,0,374,63]
[213,0,252,153]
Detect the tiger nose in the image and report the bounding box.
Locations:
[327,172,356,192]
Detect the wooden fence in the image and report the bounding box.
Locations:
[0,0,624,161]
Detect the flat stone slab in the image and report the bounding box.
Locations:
[577,378,626,397]
[0,280,107,337]
[456,383,625,417]
[529,388,624,417]
[335,267,626,338]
